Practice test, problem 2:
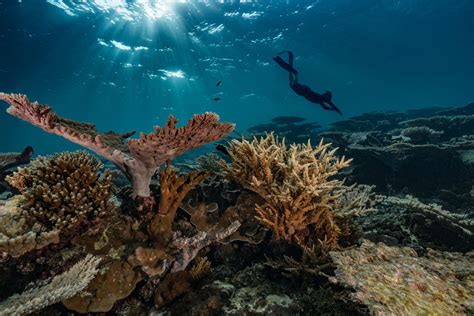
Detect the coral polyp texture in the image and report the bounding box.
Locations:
[6,151,114,232]
[329,240,474,315]
[0,93,234,197]
[221,133,355,249]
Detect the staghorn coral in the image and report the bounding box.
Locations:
[329,240,474,315]
[0,196,60,257]
[0,254,101,315]
[190,256,212,280]
[148,160,212,243]
[6,151,114,232]
[0,93,234,199]
[222,133,352,248]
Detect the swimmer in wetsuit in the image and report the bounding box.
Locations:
[273,51,342,115]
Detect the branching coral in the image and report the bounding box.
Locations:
[0,93,234,199]
[148,160,211,243]
[0,254,101,315]
[6,151,115,232]
[329,240,474,315]
[222,133,352,249]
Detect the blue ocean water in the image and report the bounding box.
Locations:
[0,0,473,155]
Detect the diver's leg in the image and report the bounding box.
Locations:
[321,103,333,110]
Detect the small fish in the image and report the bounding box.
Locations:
[216,80,222,86]
[215,144,229,156]
[213,97,222,102]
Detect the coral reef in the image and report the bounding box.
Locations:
[329,240,474,315]
[315,101,474,211]
[1,93,473,315]
[222,133,353,248]
[0,93,234,199]
[247,116,321,144]
[358,194,474,251]
[0,254,101,315]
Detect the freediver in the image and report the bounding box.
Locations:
[273,51,342,115]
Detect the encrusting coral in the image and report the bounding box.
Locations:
[221,133,354,249]
[0,93,234,201]
[329,240,474,315]
[6,151,115,233]
[0,196,60,257]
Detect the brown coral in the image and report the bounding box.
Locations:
[329,240,474,315]
[6,151,114,232]
[63,259,142,313]
[222,133,352,248]
[0,93,234,198]
[148,160,211,243]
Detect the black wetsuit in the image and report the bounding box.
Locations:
[273,51,342,115]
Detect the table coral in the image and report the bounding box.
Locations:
[0,93,234,199]
[329,240,474,315]
[0,146,33,193]
[0,146,33,174]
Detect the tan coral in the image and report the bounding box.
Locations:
[190,256,212,280]
[0,196,60,257]
[329,240,474,315]
[222,133,352,248]
[0,93,234,198]
[6,151,114,232]
[128,246,172,277]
